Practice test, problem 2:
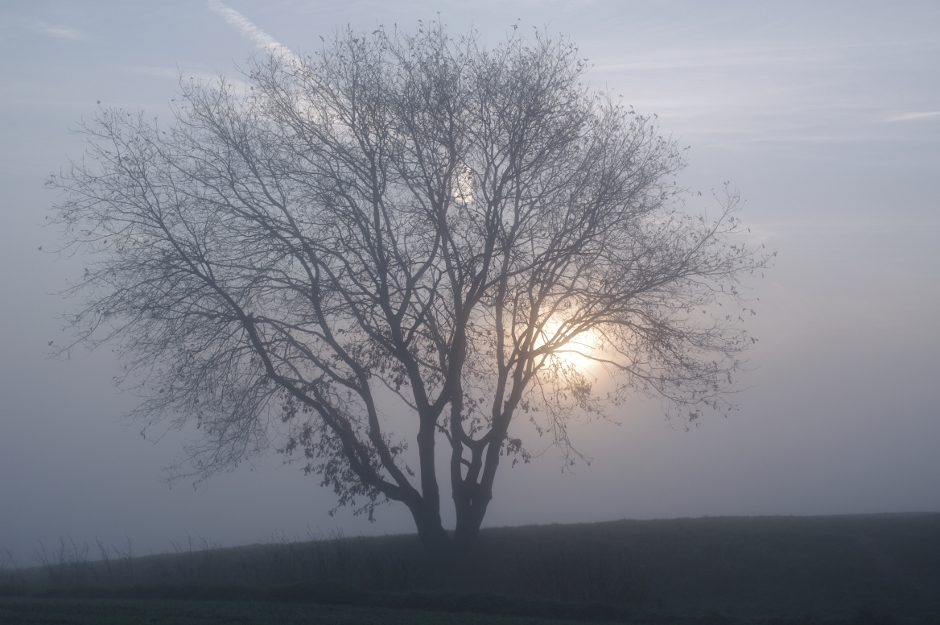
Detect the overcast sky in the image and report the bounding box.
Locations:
[1,0,939,564]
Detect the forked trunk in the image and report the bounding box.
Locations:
[453,488,492,554]
[409,500,491,587]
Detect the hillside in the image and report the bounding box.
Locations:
[3,513,938,623]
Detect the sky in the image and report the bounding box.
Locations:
[1,0,939,564]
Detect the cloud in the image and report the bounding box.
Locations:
[207,0,303,66]
[886,111,940,122]
[34,21,86,41]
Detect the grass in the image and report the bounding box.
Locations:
[0,596,626,625]
[1,513,939,624]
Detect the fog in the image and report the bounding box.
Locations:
[1,1,938,563]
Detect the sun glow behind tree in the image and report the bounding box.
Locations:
[538,316,602,372]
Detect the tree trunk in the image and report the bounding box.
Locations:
[453,489,492,555]
[408,500,456,578]
[409,498,490,588]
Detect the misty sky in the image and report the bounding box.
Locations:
[1,0,938,564]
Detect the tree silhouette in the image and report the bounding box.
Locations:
[51,23,769,568]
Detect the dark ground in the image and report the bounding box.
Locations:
[2,513,938,624]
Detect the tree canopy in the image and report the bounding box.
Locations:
[51,23,769,564]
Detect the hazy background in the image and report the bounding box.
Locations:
[2,0,938,563]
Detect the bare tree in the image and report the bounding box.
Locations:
[51,23,769,568]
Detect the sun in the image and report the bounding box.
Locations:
[539,317,601,372]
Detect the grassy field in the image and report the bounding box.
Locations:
[0,596,635,625]
[2,513,938,624]
[0,596,916,625]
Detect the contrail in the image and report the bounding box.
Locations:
[207,0,304,66]
[886,111,940,122]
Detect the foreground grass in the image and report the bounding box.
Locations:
[2,514,938,624]
[0,596,911,625]
[0,596,622,625]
